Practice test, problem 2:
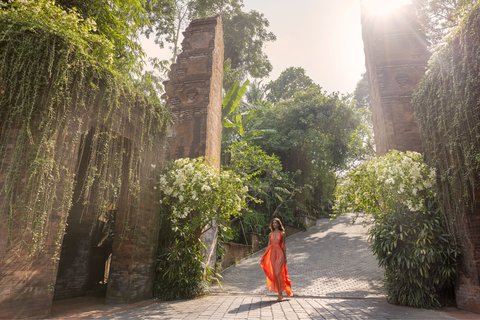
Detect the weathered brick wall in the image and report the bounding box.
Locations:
[1,15,223,318]
[361,4,429,154]
[105,136,164,303]
[54,131,97,300]
[455,208,480,312]
[455,199,480,313]
[205,16,224,169]
[0,119,82,319]
[163,16,224,267]
[411,5,480,310]
[0,114,165,318]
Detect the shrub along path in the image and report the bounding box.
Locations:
[53,214,477,319]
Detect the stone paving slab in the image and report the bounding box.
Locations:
[212,214,384,298]
[101,294,456,320]
[51,214,480,320]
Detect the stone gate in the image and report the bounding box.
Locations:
[0,16,224,319]
[361,3,428,154]
[362,3,480,313]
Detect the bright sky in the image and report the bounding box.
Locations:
[141,0,366,94]
[243,0,366,94]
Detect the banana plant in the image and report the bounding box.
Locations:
[222,79,250,137]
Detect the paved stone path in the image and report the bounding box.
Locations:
[212,214,384,298]
[54,214,478,319]
[105,295,458,320]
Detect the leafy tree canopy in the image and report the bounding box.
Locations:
[254,86,360,167]
[265,67,319,103]
[145,0,276,80]
[26,0,275,81]
[55,0,154,75]
[223,9,276,79]
[353,72,370,109]
[1,0,116,68]
[248,85,364,216]
[351,72,375,158]
[416,0,477,48]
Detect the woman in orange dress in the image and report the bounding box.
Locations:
[260,217,293,301]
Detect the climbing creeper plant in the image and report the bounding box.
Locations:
[0,0,170,255]
[413,2,480,256]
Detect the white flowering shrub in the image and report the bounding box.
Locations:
[158,157,248,231]
[154,157,249,300]
[334,150,457,308]
[334,150,436,218]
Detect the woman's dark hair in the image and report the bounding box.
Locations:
[269,217,285,232]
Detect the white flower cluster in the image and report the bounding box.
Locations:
[371,151,436,212]
[157,158,248,225]
[334,150,436,217]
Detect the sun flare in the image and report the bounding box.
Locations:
[362,0,413,16]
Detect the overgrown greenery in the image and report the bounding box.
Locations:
[19,0,275,86]
[334,151,458,308]
[265,67,319,103]
[154,158,248,299]
[416,0,477,48]
[334,151,436,219]
[0,0,170,254]
[223,141,299,243]
[370,204,457,308]
[252,82,365,217]
[142,0,276,83]
[413,1,480,286]
[54,0,153,75]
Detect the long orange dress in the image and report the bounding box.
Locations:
[260,231,293,297]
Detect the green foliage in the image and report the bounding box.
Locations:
[353,72,370,109]
[413,2,480,279]
[255,87,361,170]
[223,8,276,79]
[226,142,296,211]
[334,150,436,219]
[146,0,275,80]
[265,67,318,103]
[221,79,273,148]
[55,0,151,74]
[146,0,239,54]
[350,72,375,161]
[416,0,477,48]
[370,204,457,308]
[1,0,115,69]
[224,141,301,238]
[334,151,458,308]
[155,158,249,299]
[0,2,170,254]
[252,85,363,216]
[240,210,267,234]
[155,240,207,300]
[245,80,270,107]
[222,79,251,138]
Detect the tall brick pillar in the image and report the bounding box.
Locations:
[163,16,224,266]
[361,4,429,154]
[164,16,224,168]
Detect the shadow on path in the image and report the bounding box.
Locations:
[227,300,277,314]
